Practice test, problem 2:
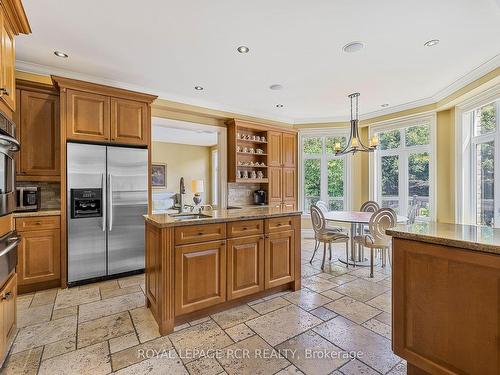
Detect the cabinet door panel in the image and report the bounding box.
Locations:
[265,230,295,288]
[282,133,296,168]
[66,89,110,142]
[0,17,15,112]
[227,235,264,300]
[268,132,282,167]
[20,91,60,176]
[282,167,296,203]
[268,167,282,205]
[18,229,61,285]
[175,241,226,315]
[111,97,148,145]
[1,273,16,346]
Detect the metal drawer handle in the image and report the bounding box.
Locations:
[1,292,12,301]
[198,232,204,236]
[0,87,9,96]
[243,227,248,231]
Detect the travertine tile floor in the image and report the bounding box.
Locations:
[1,238,407,375]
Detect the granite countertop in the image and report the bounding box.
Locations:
[12,209,61,218]
[144,206,302,228]
[386,222,500,255]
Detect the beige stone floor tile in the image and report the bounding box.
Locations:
[320,289,344,301]
[309,306,338,321]
[283,288,332,311]
[174,323,190,332]
[42,338,76,361]
[109,332,140,354]
[169,320,233,363]
[117,274,145,288]
[276,330,350,375]
[275,364,305,374]
[247,298,265,306]
[337,359,381,374]
[218,335,290,375]
[313,316,400,374]
[114,352,188,375]
[334,279,389,302]
[38,341,111,375]
[362,318,391,339]
[377,277,392,289]
[1,347,42,375]
[262,290,291,300]
[111,336,172,371]
[30,289,58,307]
[301,276,338,292]
[366,291,391,313]
[185,356,224,375]
[51,306,78,321]
[328,273,358,286]
[224,323,254,342]
[77,311,134,348]
[78,291,145,323]
[188,316,211,326]
[12,315,77,354]
[17,304,53,328]
[387,361,407,375]
[16,294,34,311]
[211,305,259,329]
[246,305,322,346]
[315,272,337,279]
[374,311,392,326]
[315,263,351,277]
[100,284,142,300]
[250,296,290,314]
[79,279,120,291]
[301,264,322,277]
[54,287,100,309]
[129,307,160,343]
[348,267,388,282]
[325,297,381,324]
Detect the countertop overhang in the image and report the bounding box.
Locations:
[144,207,302,228]
[386,222,500,255]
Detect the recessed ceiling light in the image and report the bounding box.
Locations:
[54,51,68,58]
[237,46,250,54]
[194,86,204,91]
[276,104,284,108]
[342,42,364,53]
[424,39,439,47]
[381,103,389,108]
[269,84,283,90]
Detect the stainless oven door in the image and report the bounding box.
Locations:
[0,133,18,216]
[0,231,19,287]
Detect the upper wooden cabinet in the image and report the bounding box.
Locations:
[282,133,296,168]
[268,132,282,167]
[52,76,157,146]
[0,0,31,118]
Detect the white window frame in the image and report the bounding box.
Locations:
[298,129,352,215]
[369,112,437,221]
[455,85,500,225]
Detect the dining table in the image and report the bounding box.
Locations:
[324,210,408,266]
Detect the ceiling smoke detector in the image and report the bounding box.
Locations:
[342,42,364,53]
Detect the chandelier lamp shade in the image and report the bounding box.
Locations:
[334,93,378,156]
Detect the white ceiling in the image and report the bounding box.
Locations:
[16,0,500,124]
[152,118,218,146]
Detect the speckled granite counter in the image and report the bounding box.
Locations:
[387,222,500,255]
[12,209,61,218]
[144,207,302,228]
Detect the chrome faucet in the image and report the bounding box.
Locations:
[179,177,186,213]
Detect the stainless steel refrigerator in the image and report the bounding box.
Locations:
[67,142,148,284]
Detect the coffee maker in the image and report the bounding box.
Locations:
[253,189,266,205]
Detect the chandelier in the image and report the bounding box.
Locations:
[334,93,378,155]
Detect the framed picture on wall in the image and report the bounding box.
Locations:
[151,163,167,188]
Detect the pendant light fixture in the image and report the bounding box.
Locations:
[334,93,378,155]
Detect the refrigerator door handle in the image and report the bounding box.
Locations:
[101,173,106,232]
[108,174,113,231]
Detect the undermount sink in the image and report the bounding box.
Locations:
[170,213,212,221]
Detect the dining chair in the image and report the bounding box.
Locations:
[407,204,418,224]
[360,200,380,212]
[353,208,396,277]
[310,204,349,270]
[312,201,345,252]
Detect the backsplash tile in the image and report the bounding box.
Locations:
[227,183,260,206]
[17,182,61,210]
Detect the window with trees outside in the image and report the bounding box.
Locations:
[371,117,434,221]
[301,133,350,214]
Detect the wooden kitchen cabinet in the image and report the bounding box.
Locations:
[227,235,264,300]
[15,215,61,293]
[265,229,295,289]
[174,240,226,315]
[0,13,15,112]
[282,133,296,168]
[282,167,296,204]
[0,273,16,350]
[18,88,60,179]
[268,131,282,167]
[111,97,148,145]
[268,167,282,207]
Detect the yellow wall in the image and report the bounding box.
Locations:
[436,108,455,223]
[152,142,212,205]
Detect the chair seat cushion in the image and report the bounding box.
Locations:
[316,230,349,242]
[353,234,390,248]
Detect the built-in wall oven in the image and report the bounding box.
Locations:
[0,113,19,217]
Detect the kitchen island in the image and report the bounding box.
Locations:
[387,223,500,375]
[144,207,302,334]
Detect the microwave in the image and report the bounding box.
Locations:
[16,186,41,212]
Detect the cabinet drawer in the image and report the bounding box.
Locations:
[227,220,264,238]
[174,223,226,245]
[15,216,60,232]
[266,216,294,233]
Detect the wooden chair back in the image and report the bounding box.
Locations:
[310,204,326,234]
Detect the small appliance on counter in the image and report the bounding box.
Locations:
[253,189,267,205]
[16,186,41,212]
